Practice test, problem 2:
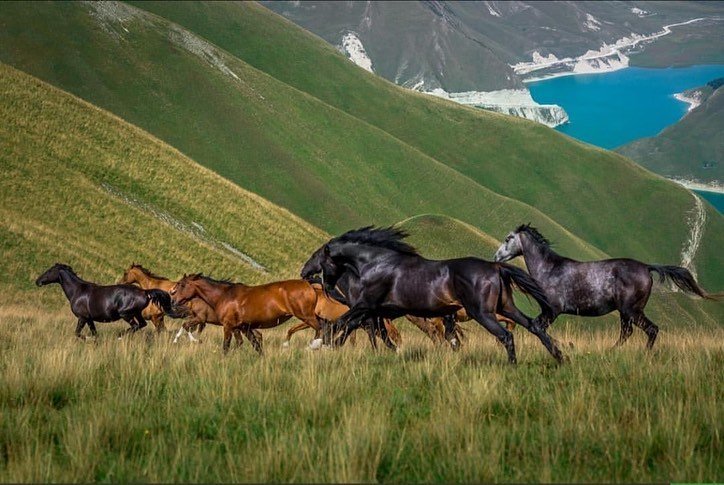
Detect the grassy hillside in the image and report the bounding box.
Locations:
[0,0,610,266]
[125,1,721,290]
[618,83,723,184]
[0,62,326,308]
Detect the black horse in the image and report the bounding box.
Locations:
[302,226,564,364]
[36,263,186,338]
[493,224,717,348]
[304,272,399,352]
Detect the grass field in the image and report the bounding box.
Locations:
[0,306,721,482]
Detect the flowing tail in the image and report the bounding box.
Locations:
[648,265,718,300]
[146,289,190,318]
[498,263,553,314]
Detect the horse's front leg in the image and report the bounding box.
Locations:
[334,307,370,347]
[75,318,86,339]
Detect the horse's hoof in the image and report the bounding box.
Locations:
[309,338,323,350]
[282,341,290,348]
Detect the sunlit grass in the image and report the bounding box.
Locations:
[1,306,721,482]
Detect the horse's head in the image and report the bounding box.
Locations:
[169,273,201,304]
[494,228,525,262]
[300,244,328,281]
[35,263,73,286]
[118,263,142,285]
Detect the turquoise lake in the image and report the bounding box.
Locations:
[528,65,724,149]
[528,65,724,213]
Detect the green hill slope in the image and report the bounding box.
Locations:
[0,63,326,308]
[0,1,606,263]
[0,1,720,291]
[127,1,722,289]
[397,214,502,260]
[618,82,723,185]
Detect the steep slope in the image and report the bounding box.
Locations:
[618,80,723,186]
[128,1,723,290]
[0,63,326,308]
[0,0,607,265]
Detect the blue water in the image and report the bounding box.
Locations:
[528,65,724,150]
[695,190,724,213]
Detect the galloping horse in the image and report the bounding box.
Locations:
[169,274,320,354]
[302,226,564,364]
[36,263,185,338]
[494,224,718,348]
[118,264,255,345]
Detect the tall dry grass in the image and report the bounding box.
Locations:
[0,306,721,482]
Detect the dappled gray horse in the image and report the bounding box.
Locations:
[493,224,716,349]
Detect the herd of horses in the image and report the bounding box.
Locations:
[36,225,717,363]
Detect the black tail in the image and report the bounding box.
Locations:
[146,289,190,318]
[498,263,553,314]
[648,265,717,300]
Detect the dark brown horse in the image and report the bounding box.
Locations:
[36,263,185,338]
[302,227,564,364]
[169,274,320,354]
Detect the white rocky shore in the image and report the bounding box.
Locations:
[673,91,704,112]
[513,17,718,82]
[425,88,569,128]
[669,178,724,194]
[338,31,568,128]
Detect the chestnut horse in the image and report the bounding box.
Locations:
[119,264,258,346]
[169,274,320,354]
[285,283,402,348]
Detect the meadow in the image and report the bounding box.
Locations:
[0,306,721,482]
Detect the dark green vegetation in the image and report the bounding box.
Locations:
[1,1,720,290]
[0,62,325,308]
[618,80,723,185]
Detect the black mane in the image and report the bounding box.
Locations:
[131,263,168,280]
[188,273,236,285]
[516,224,551,247]
[333,226,418,255]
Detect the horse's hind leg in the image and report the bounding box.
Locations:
[233,328,244,348]
[442,314,461,351]
[284,322,310,348]
[634,313,659,349]
[613,312,635,348]
[87,320,97,337]
[133,313,147,333]
[151,314,165,333]
[242,328,263,355]
[466,305,517,364]
[499,304,564,363]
